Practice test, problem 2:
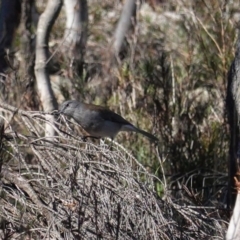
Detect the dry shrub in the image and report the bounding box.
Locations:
[0,102,227,239]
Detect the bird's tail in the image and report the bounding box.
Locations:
[135,127,158,142]
[121,124,158,142]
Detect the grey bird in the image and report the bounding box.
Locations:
[59,100,158,142]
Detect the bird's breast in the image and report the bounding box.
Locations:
[85,120,122,138]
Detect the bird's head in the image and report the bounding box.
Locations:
[59,100,79,116]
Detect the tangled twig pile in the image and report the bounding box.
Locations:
[0,103,227,239]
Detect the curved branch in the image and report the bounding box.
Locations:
[112,0,137,57]
[62,0,88,77]
[34,0,63,137]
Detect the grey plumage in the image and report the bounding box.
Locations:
[59,100,158,142]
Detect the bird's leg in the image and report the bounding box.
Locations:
[109,138,114,151]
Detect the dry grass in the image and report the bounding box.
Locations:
[0,102,227,239]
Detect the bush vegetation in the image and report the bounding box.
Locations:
[0,0,237,238]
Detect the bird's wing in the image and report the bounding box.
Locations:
[84,103,132,125]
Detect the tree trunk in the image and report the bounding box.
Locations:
[0,0,21,84]
[34,0,62,137]
[20,0,34,78]
[226,190,240,239]
[112,0,137,58]
[20,0,38,109]
[62,0,88,77]
[226,29,240,208]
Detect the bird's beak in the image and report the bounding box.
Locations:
[59,107,66,114]
[51,110,61,116]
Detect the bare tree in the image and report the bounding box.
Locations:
[62,0,88,77]
[34,0,63,137]
[226,29,240,209]
[20,0,34,79]
[226,182,240,239]
[226,27,240,239]
[0,0,21,85]
[112,0,137,58]
[19,0,39,109]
